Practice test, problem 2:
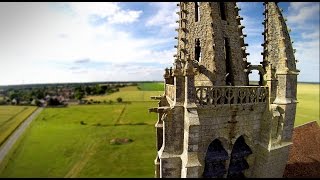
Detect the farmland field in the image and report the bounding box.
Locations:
[0,83,160,178]
[0,106,37,146]
[0,82,318,177]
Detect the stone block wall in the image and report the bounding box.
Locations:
[253,143,291,177]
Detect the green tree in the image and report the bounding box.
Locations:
[85,86,92,95]
[116,97,123,103]
[9,91,19,100]
[75,89,85,100]
[35,89,45,99]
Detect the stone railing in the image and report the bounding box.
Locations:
[195,86,268,106]
[166,84,175,101]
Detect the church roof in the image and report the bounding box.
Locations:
[283,121,320,177]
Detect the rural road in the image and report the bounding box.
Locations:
[0,107,43,164]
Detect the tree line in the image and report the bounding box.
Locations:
[0,83,130,105]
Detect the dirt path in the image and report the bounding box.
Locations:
[0,107,43,164]
[64,141,98,178]
[114,105,126,125]
[64,105,127,178]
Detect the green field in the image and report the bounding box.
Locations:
[0,83,160,178]
[0,106,37,146]
[137,82,164,91]
[0,82,318,177]
[295,83,320,126]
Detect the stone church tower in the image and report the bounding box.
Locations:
[150,2,299,178]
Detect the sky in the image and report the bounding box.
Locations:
[0,2,319,85]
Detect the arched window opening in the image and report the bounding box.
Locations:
[195,38,201,62]
[227,136,252,178]
[203,139,228,178]
[224,38,233,86]
[167,68,174,85]
[219,2,227,20]
[248,70,262,86]
[156,119,163,151]
[195,2,200,22]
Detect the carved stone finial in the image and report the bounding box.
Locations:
[173,59,183,76]
[164,68,170,78]
[184,55,195,76]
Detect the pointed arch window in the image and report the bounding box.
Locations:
[227,136,252,178]
[203,139,228,178]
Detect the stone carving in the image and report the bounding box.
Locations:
[195,86,268,105]
[165,85,175,101]
[150,2,299,178]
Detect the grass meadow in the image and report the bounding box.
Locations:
[137,82,164,91]
[0,83,160,178]
[0,106,37,146]
[0,82,318,177]
[0,104,157,178]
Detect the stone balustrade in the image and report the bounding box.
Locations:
[195,86,268,106]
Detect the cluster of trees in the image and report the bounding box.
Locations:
[74,84,125,100]
[82,97,123,105]
[47,98,65,106]
[2,89,41,105]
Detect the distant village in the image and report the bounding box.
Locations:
[0,82,137,107]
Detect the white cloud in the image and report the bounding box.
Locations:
[294,39,319,65]
[0,2,144,64]
[0,2,175,85]
[301,30,319,39]
[68,2,142,24]
[108,10,142,24]
[0,2,318,85]
[289,2,317,11]
[146,2,179,35]
[286,2,320,82]
[287,2,320,27]
[106,65,164,81]
[68,2,120,18]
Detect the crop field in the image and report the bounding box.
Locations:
[0,106,37,146]
[0,82,318,177]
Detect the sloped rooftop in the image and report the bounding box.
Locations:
[283,121,320,177]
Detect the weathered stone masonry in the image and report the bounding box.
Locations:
[150,2,299,178]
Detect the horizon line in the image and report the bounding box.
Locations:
[0,80,319,87]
